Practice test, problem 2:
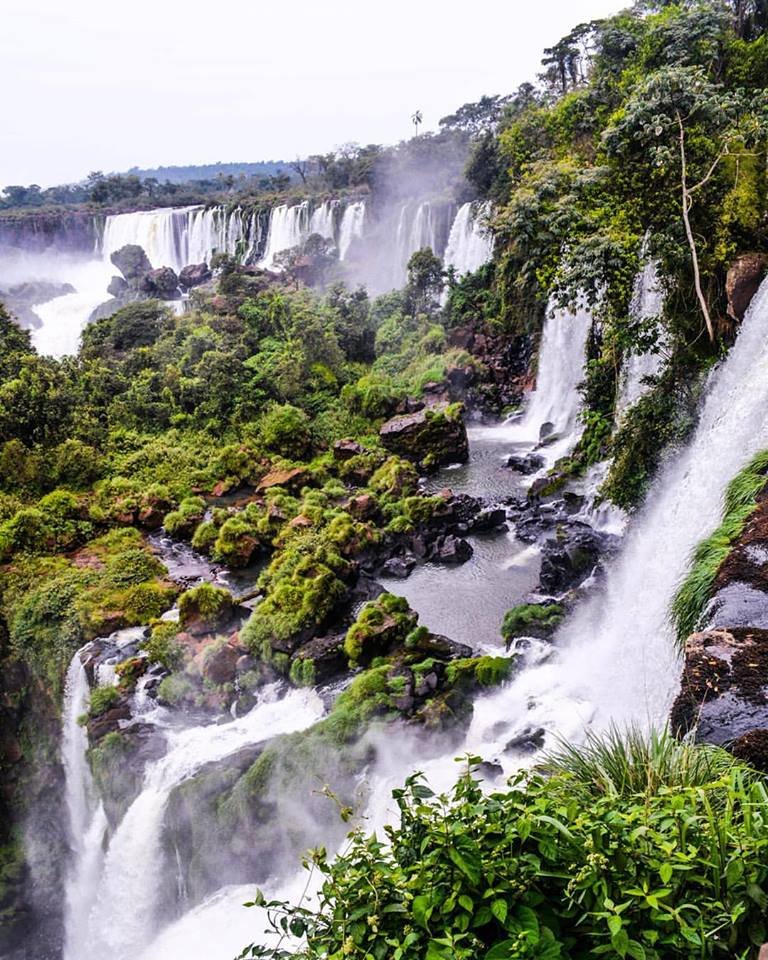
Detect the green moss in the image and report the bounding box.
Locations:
[157,673,195,705]
[343,593,416,664]
[501,602,565,641]
[163,496,207,539]
[289,656,316,687]
[671,449,768,645]
[178,583,233,628]
[89,684,120,717]
[446,655,515,688]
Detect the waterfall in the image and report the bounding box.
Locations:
[308,199,337,240]
[616,259,665,416]
[391,200,449,288]
[258,202,311,270]
[30,259,116,357]
[475,303,592,466]
[337,200,366,260]
[64,685,324,960]
[443,202,494,277]
[100,206,257,272]
[61,653,108,959]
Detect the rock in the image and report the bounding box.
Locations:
[539,524,603,593]
[407,632,473,661]
[291,634,346,684]
[703,582,768,631]
[140,266,181,300]
[539,421,555,441]
[111,243,151,281]
[379,403,469,468]
[179,262,212,289]
[471,506,507,532]
[435,536,473,564]
[107,275,129,298]
[505,727,546,754]
[477,760,504,778]
[332,439,364,461]
[202,640,243,685]
[726,253,767,323]
[346,493,377,520]
[236,655,257,674]
[381,555,417,579]
[505,452,545,475]
[256,467,308,493]
[87,701,132,741]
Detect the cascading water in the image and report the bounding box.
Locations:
[258,202,311,270]
[337,200,366,260]
[475,303,592,466]
[61,653,109,960]
[391,200,450,288]
[443,202,494,277]
[616,258,665,416]
[63,684,324,960]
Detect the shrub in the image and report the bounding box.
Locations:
[157,673,195,706]
[163,496,207,539]
[88,685,120,717]
[241,730,768,960]
[501,602,565,642]
[257,403,312,459]
[142,621,183,669]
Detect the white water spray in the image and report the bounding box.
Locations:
[616,258,665,416]
[64,685,324,960]
[443,202,494,277]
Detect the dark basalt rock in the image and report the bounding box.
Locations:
[381,555,417,579]
[726,252,767,323]
[471,506,507,532]
[379,403,469,468]
[179,262,212,290]
[434,535,473,564]
[538,524,604,593]
[291,634,347,684]
[333,438,365,461]
[505,726,546,754]
[505,452,545,475]
[111,243,151,280]
[140,266,181,300]
[406,631,473,661]
[107,275,129,298]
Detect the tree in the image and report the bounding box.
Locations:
[438,95,511,136]
[411,110,423,137]
[405,248,444,314]
[603,66,768,341]
[289,157,309,185]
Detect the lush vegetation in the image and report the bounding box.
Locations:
[671,447,768,643]
[241,730,768,960]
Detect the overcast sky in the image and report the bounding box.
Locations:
[1,0,625,189]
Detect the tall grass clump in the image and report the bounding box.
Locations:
[671,449,768,645]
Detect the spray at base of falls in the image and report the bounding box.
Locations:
[62,681,323,960]
[138,275,768,960]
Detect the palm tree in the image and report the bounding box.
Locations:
[411,110,423,138]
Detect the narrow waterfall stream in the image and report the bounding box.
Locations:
[123,274,768,959]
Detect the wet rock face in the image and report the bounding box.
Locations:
[140,266,181,300]
[671,628,768,767]
[179,262,211,290]
[111,243,152,280]
[538,523,606,594]
[726,252,767,323]
[379,403,469,469]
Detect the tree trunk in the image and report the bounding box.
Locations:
[677,112,716,342]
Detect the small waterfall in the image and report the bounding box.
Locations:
[443,202,494,277]
[308,199,337,240]
[337,200,366,260]
[61,652,108,960]
[616,259,665,416]
[65,685,324,960]
[258,202,311,270]
[475,304,592,466]
[391,200,451,288]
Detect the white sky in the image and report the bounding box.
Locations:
[1,0,625,189]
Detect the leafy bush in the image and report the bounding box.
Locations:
[257,403,312,459]
[240,731,768,960]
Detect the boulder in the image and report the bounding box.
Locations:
[140,266,181,300]
[346,493,377,520]
[434,535,473,564]
[505,452,545,475]
[291,634,347,684]
[202,639,243,685]
[379,403,469,468]
[256,466,308,493]
[471,506,507,532]
[111,244,151,281]
[381,555,417,579]
[179,262,212,289]
[539,524,604,593]
[726,253,767,323]
[332,439,364,461]
[107,275,129,298]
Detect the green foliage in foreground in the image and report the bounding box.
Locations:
[671,448,768,645]
[240,731,768,960]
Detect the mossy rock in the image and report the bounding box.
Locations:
[501,602,565,643]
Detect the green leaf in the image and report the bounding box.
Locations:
[608,916,623,937]
[458,895,474,913]
[485,940,518,959]
[491,899,508,925]
[659,863,673,884]
[448,845,482,885]
[413,894,433,929]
